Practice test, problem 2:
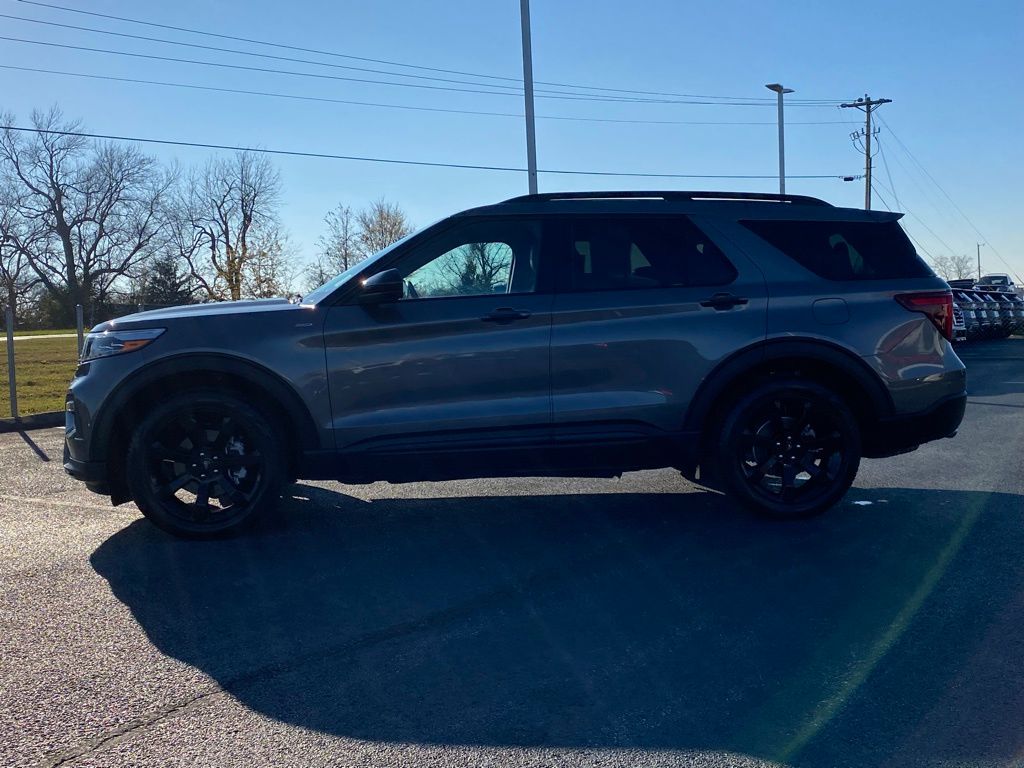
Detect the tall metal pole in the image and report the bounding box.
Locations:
[765,84,793,196]
[5,306,17,420]
[519,0,538,195]
[776,91,785,195]
[977,242,984,281]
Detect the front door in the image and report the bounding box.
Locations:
[323,217,553,478]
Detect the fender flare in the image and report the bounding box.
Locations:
[683,338,894,434]
[90,352,321,461]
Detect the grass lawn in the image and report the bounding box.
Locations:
[0,336,80,417]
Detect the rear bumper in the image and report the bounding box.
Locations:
[865,392,966,458]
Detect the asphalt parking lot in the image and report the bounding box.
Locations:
[3,339,1024,768]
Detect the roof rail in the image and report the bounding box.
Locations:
[500,190,832,206]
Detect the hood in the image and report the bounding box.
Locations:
[95,298,297,331]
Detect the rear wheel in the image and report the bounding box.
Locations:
[126,391,285,538]
[714,379,861,519]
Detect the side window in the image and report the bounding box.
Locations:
[740,219,934,281]
[566,216,735,292]
[397,219,541,300]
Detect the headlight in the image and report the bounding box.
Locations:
[81,328,165,361]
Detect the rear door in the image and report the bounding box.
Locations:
[547,214,767,456]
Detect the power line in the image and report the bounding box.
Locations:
[0,12,847,106]
[14,0,847,105]
[0,12,632,99]
[870,181,892,212]
[0,64,852,127]
[0,124,853,179]
[873,130,963,242]
[0,35,841,106]
[875,175,961,258]
[878,115,1023,284]
[872,181,936,260]
[875,135,903,211]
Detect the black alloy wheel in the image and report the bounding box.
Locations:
[126,392,284,538]
[716,380,861,519]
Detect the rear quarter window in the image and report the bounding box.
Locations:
[740,219,934,281]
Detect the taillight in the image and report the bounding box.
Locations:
[895,291,954,340]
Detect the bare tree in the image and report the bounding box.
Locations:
[306,204,360,291]
[241,226,297,299]
[356,198,412,255]
[318,204,361,272]
[305,199,412,292]
[179,151,290,301]
[931,253,974,281]
[0,180,41,325]
[0,108,172,323]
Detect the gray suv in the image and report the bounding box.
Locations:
[64,191,967,537]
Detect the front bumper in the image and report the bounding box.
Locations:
[864,392,967,458]
[63,441,110,494]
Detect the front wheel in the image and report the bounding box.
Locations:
[714,380,861,519]
[125,391,285,538]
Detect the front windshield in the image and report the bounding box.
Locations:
[301,229,421,305]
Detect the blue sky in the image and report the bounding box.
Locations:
[1,0,1021,279]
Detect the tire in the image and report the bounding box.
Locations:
[125,390,285,538]
[714,379,861,520]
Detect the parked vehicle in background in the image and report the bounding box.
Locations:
[954,292,979,338]
[63,190,967,537]
[952,300,967,342]
[1007,293,1024,333]
[963,291,992,338]
[976,292,1005,338]
[993,293,1016,336]
[976,273,1017,294]
[948,279,976,290]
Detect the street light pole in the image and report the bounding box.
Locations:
[519,0,538,195]
[765,83,794,196]
[977,242,985,281]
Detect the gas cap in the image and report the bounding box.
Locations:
[812,298,850,325]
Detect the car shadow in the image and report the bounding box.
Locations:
[92,484,1024,767]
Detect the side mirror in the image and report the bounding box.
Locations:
[358,268,404,305]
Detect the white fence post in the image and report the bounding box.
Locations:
[5,306,17,420]
[75,304,84,357]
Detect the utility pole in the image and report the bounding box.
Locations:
[765,83,794,195]
[977,242,985,281]
[840,94,892,210]
[519,0,538,195]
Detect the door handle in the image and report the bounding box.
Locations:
[699,292,749,311]
[481,307,532,323]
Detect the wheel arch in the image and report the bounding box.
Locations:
[94,353,321,498]
[685,338,894,442]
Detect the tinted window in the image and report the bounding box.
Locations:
[397,219,541,299]
[741,219,933,281]
[565,216,735,292]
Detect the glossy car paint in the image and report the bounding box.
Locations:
[65,193,967,496]
[548,216,768,435]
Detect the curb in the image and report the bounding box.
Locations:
[0,411,64,433]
